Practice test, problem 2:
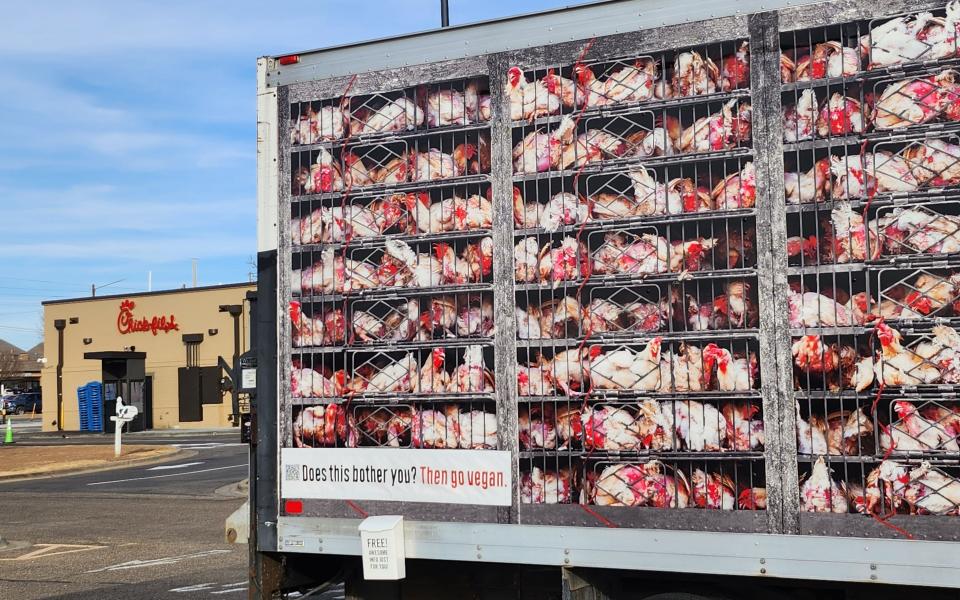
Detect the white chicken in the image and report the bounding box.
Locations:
[816,94,865,138]
[782,89,819,142]
[458,410,498,449]
[881,400,960,453]
[410,149,458,181]
[425,88,469,127]
[873,71,955,130]
[506,66,561,120]
[690,470,737,510]
[517,362,555,396]
[513,116,576,174]
[360,97,424,134]
[879,460,960,515]
[829,202,880,263]
[590,339,663,391]
[795,402,829,455]
[520,468,572,504]
[673,51,719,97]
[363,354,417,393]
[784,159,831,204]
[514,237,547,283]
[679,98,746,153]
[873,321,942,386]
[602,59,658,104]
[449,345,493,392]
[787,290,860,327]
[702,343,752,391]
[795,42,860,80]
[801,456,849,513]
[901,137,960,187]
[539,192,589,232]
[662,399,727,451]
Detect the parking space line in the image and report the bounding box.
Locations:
[86,464,246,486]
[0,544,106,561]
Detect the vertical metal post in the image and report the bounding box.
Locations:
[440,0,450,27]
[54,319,66,431]
[487,52,520,524]
[749,10,800,534]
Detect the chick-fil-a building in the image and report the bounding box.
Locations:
[40,283,255,432]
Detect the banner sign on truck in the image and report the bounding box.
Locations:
[281,448,512,506]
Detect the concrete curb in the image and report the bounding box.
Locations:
[0,449,198,484]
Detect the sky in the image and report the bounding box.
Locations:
[0,0,577,350]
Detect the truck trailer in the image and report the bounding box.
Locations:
[252,0,960,596]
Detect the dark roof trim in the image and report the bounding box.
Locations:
[84,351,147,360]
[43,282,255,306]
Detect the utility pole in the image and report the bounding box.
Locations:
[192,259,199,288]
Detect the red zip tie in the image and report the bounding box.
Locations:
[579,503,619,528]
[345,500,369,518]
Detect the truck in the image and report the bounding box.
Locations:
[251,0,960,597]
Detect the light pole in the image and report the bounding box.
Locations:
[91,278,126,297]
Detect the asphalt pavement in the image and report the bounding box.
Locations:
[0,432,254,599]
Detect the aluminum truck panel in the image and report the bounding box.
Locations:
[256,0,960,586]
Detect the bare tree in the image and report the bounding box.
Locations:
[0,350,23,387]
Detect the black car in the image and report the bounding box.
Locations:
[3,392,41,414]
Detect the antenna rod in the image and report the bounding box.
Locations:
[440,0,449,27]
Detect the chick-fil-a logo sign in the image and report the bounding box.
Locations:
[117,299,180,336]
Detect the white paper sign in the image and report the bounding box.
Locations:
[241,368,257,389]
[281,448,512,506]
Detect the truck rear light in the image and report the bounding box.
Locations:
[278,54,300,66]
[285,499,303,514]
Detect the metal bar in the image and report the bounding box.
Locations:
[749,10,799,534]
[276,517,960,589]
[440,0,450,28]
[488,50,521,524]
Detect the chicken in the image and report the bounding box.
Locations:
[781,54,796,83]
[581,406,646,450]
[456,296,495,337]
[449,345,493,392]
[383,239,442,288]
[290,102,348,145]
[454,140,489,175]
[659,343,710,392]
[816,93,865,137]
[873,321,942,386]
[679,98,745,153]
[782,89,819,142]
[829,202,880,263]
[359,97,424,134]
[721,42,750,91]
[830,153,918,199]
[404,192,454,234]
[826,408,874,455]
[712,227,756,269]
[739,487,767,510]
[673,51,719,97]
[546,237,588,284]
[410,149,458,181]
[425,296,458,336]
[801,456,849,513]
[795,42,860,80]
[412,407,460,448]
[601,59,658,104]
[873,71,955,130]
[291,367,344,399]
[625,125,679,158]
[506,66,561,120]
[702,343,752,391]
[691,470,736,510]
[517,361,555,396]
[513,187,544,229]
[784,159,832,204]
[363,353,417,393]
[590,339,663,391]
[900,138,960,187]
[434,241,473,285]
[520,467,573,504]
[293,405,357,448]
[539,192,589,232]
[712,162,756,210]
[894,272,960,320]
[861,8,958,68]
[670,238,717,273]
[572,64,610,108]
[296,247,348,295]
[512,116,576,173]
[541,69,582,109]
[877,207,960,256]
[879,460,960,515]
[537,297,582,339]
[464,81,491,122]
[663,399,727,451]
[425,88,468,127]
[791,335,840,376]
[514,237,546,282]
[787,290,860,327]
[302,148,343,194]
[372,154,409,185]
[518,406,558,450]
[590,192,643,220]
[626,166,668,216]
[881,400,960,452]
[458,410,498,449]
[452,194,493,231]
[592,461,690,508]
[411,347,451,394]
[559,129,626,169]
[549,347,591,394]
[721,402,765,451]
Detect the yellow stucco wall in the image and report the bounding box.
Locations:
[40,284,255,431]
